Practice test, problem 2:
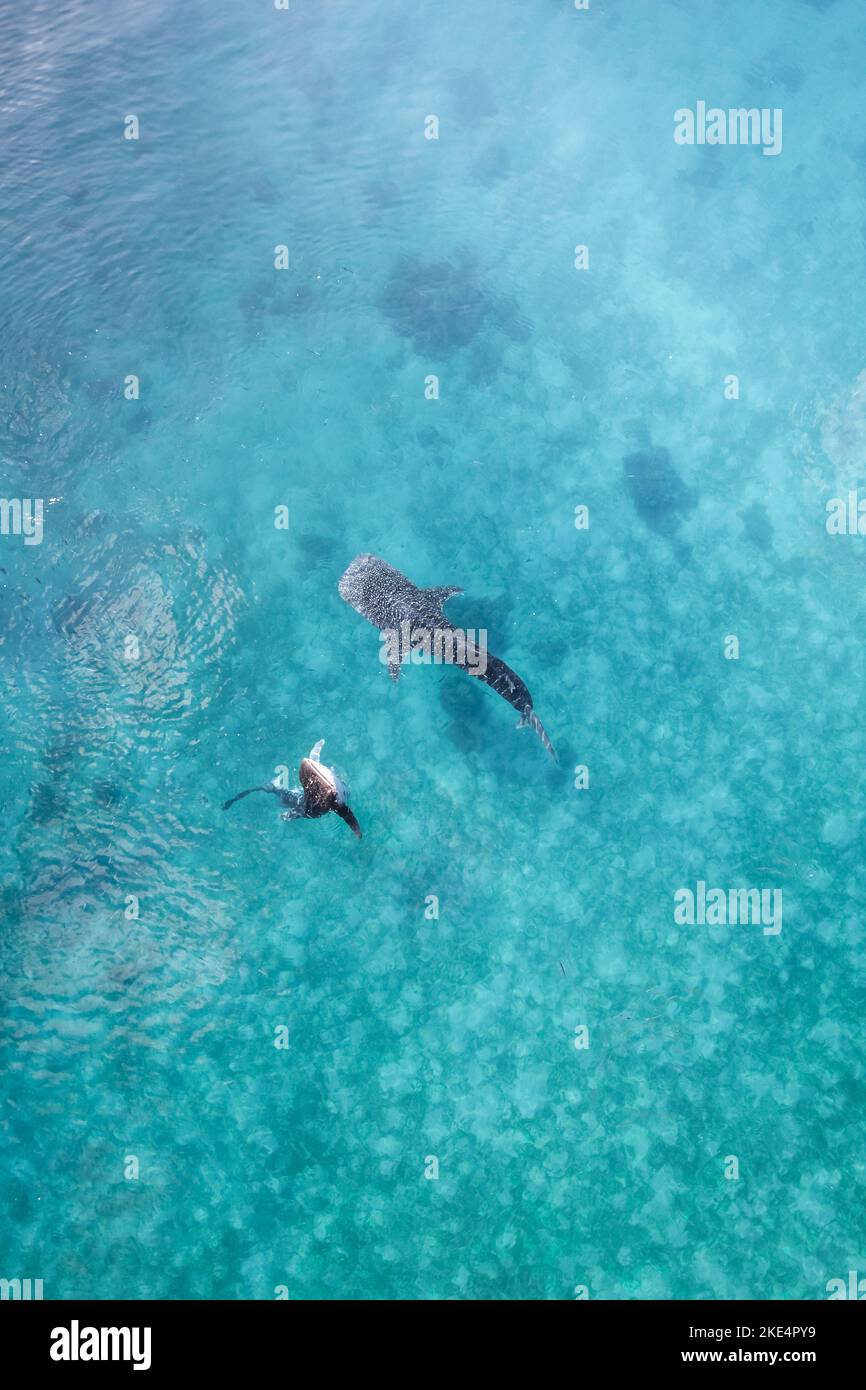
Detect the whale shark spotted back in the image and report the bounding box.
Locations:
[338,554,556,760]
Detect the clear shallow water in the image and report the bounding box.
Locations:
[1,0,865,1300]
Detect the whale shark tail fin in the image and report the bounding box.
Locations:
[335,803,362,838]
[426,584,463,611]
[517,706,558,763]
[222,784,281,812]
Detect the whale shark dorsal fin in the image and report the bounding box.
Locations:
[426,584,463,611]
[308,739,325,762]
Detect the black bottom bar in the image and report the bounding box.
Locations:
[3,1298,863,1375]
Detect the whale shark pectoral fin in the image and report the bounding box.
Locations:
[308,739,325,762]
[335,803,362,838]
[426,584,463,611]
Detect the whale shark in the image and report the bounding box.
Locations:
[338,554,556,760]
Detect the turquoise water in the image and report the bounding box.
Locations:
[2,0,865,1301]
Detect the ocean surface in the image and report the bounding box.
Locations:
[1,0,865,1301]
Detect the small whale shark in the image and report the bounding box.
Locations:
[222,740,361,837]
[338,553,556,759]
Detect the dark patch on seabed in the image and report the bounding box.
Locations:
[740,502,774,552]
[472,142,510,185]
[623,445,696,562]
[29,781,68,826]
[446,69,499,124]
[380,256,530,357]
[93,779,123,811]
[291,532,342,574]
[380,257,489,355]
